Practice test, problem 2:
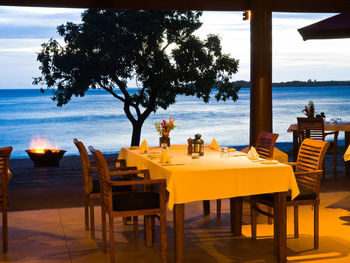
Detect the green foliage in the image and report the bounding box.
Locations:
[33,9,240,145]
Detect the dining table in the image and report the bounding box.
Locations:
[118,144,299,263]
[287,121,350,174]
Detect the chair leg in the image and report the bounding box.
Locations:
[101,209,107,253]
[334,149,337,175]
[250,198,257,240]
[160,209,168,262]
[151,215,155,242]
[267,206,273,224]
[314,204,319,249]
[294,205,299,238]
[217,199,221,218]
[2,202,8,253]
[109,215,115,263]
[122,217,127,225]
[203,200,210,216]
[89,199,95,239]
[144,215,147,241]
[84,195,89,231]
[133,216,139,238]
[145,215,153,247]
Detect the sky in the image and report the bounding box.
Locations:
[0,7,349,89]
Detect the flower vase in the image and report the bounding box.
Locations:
[159,136,170,147]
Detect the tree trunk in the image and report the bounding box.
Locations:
[131,121,143,146]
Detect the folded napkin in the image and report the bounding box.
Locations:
[210,138,220,150]
[344,145,350,161]
[247,146,259,160]
[261,159,279,164]
[160,148,171,164]
[140,139,149,153]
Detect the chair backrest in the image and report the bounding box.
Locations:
[0,147,13,203]
[295,138,329,195]
[255,131,279,159]
[73,138,93,193]
[295,138,329,173]
[297,117,325,142]
[89,146,113,214]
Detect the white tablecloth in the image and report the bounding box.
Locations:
[119,145,299,210]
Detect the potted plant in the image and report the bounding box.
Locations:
[302,100,315,118]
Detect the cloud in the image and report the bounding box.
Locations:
[0,8,349,88]
[0,26,58,39]
[0,39,49,52]
[0,6,83,27]
[273,12,338,21]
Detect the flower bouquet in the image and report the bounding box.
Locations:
[154,117,177,146]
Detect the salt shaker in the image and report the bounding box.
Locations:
[187,138,193,155]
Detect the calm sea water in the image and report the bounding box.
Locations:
[1,87,349,158]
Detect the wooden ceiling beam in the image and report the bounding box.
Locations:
[1,0,350,12]
[0,0,248,11]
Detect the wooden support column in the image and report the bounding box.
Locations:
[250,0,273,146]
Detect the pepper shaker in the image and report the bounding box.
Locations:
[187,138,192,155]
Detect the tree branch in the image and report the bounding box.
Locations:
[140,90,157,123]
[110,75,132,103]
[110,75,144,119]
[107,75,140,123]
[136,86,147,106]
[101,86,126,102]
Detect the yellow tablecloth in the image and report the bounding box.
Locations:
[119,145,299,210]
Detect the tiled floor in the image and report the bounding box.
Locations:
[3,152,350,262]
[2,193,350,263]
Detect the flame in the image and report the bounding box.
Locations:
[29,136,60,153]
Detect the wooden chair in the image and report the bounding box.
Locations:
[0,146,13,253]
[250,138,329,249]
[255,131,279,159]
[89,146,167,263]
[297,117,338,173]
[210,131,279,218]
[73,138,137,239]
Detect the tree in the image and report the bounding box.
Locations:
[33,9,240,146]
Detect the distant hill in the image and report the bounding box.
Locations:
[233,80,350,88]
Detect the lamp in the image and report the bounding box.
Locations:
[193,134,204,156]
[243,10,251,21]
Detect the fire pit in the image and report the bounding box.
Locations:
[26,149,66,167]
[26,136,66,167]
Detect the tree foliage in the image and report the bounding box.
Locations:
[33,9,240,146]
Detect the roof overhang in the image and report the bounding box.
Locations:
[298,13,350,40]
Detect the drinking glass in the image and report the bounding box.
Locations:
[192,152,199,159]
[160,142,168,153]
[331,118,342,125]
[220,147,230,158]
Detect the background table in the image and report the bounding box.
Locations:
[119,145,299,263]
[288,122,350,174]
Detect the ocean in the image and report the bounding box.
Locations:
[0,87,349,158]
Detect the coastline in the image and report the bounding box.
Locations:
[2,87,350,158]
